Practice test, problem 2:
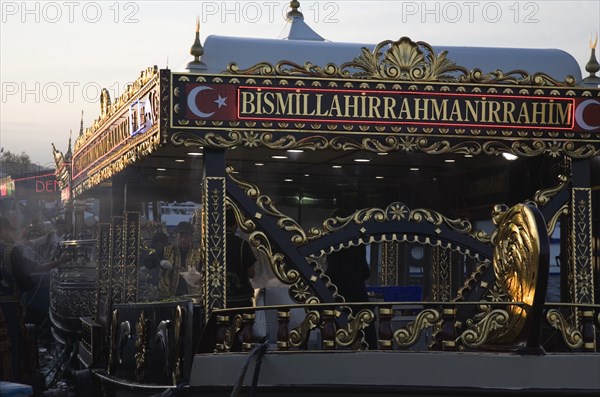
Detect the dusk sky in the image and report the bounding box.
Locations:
[1,0,598,166]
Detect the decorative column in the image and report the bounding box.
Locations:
[380,241,399,286]
[202,148,226,321]
[569,159,595,350]
[431,246,452,302]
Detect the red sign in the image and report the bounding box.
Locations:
[185,83,237,120]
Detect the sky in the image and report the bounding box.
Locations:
[1,0,599,166]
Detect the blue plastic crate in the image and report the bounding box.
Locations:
[0,382,33,397]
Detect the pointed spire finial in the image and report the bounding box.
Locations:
[79,110,84,136]
[586,33,599,75]
[582,32,600,86]
[187,16,207,71]
[287,0,303,20]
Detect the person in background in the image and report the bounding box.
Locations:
[144,221,202,298]
[325,208,378,350]
[225,209,257,309]
[0,216,71,384]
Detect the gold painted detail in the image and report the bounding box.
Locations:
[172,305,183,385]
[459,309,510,348]
[74,66,159,152]
[227,37,575,86]
[394,308,441,348]
[546,204,569,237]
[546,308,583,349]
[531,175,569,207]
[224,314,243,352]
[312,202,491,245]
[454,261,491,302]
[335,309,375,349]
[490,204,542,343]
[134,310,149,383]
[171,131,600,159]
[108,309,118,373]
[289,310,321,348]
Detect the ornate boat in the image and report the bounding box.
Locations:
[50,2,600,396]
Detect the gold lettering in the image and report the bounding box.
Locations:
[413,98,429,120]
[464,100,479,122]
[314,94,329,116]
[263,92,275,115]
[383,96,397,119]
[450,100,463,122]
[368,96,382,118]
[488,101,501,123]
[344,95,361,118]
[531,102,547,125]
[302,93,315,116]
[276,93,292,115]
[330,95,343,117]
[431,99,448,121]
[554,102,571,125]
[398,98,412,120]
[517,102,531,124]
[502,101,516,124]
[241,91,256,114]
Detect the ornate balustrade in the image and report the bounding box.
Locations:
[206,301,600,354]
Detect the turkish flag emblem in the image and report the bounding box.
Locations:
[574,99,600,132]
[185,83,237,120]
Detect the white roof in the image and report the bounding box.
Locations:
[199,35,582,82]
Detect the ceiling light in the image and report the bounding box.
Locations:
[502,153,518,161]
[464,154,473,158]
[271,155,288,159]
[354,158,371,163]
[332,165,342,169]
[287,149,304,153]
[187,152,203,156]
[377,152,388,156]
[175,159,185,163]
[304,174,310,177]
[157,168,166,171]
[255,162,264,166]
[284,178,293,182]
[376,176,384,179]
[410,167,419,171]
[444,159,455,163]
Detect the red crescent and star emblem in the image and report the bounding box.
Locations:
[574,98,600,132]
[185,83,237,120]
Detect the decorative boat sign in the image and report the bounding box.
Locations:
[169,73,600,153]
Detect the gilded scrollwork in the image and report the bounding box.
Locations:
[546,308,583,349]
[74,66,159,152]
[454,261,491,302]
[227,37,575,87]
[172,305,182,385]
[490,204,542,343]
[134,310,149,383]
[531,175,569,207]
[309,202,491,245]
[289,310,321,348]
[393,308,441,348]
[335,309,375,349]
[459,309,509,348]
[170,129,600,160]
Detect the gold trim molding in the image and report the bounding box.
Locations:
[228,37,576,87]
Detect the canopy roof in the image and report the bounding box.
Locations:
[200,34,581,82]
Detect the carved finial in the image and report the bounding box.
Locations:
[586,33,599,76]
[79,110,84,136]
[186,16,206,71]
[287,0,303,19]
[66,129,72,159]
